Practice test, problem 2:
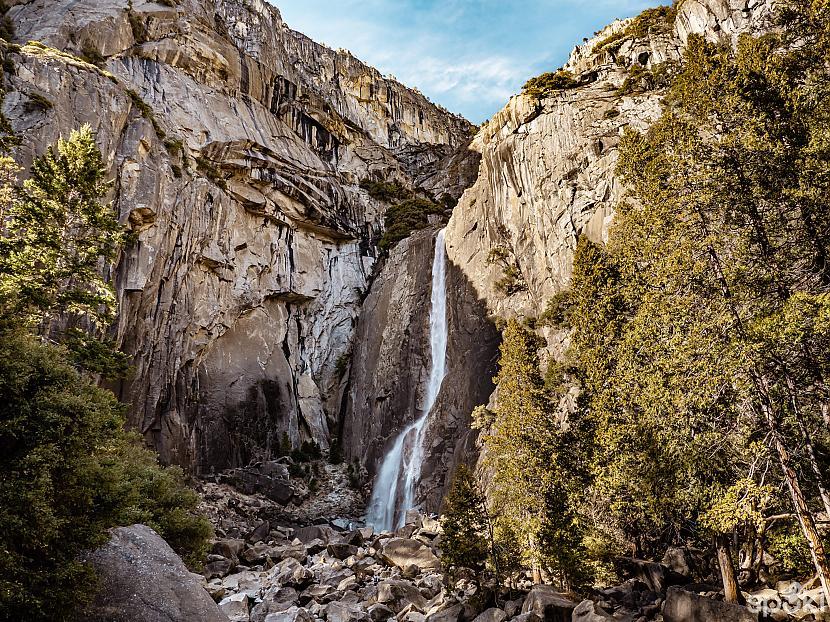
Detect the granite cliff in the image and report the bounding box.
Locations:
[4,0,478,473]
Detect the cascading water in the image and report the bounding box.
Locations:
[366,229,449,531]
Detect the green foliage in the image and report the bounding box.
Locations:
[0,325,211,621]
[487,245,527,296]
[476,320,590,588]
[441,465,490,577]
[522,70,579,99]
[560,0,830,580]
[328,438,344,464]
[196,156,228,190]
[25,92,53,111]
[80,41,105,66]
[126,89,166,139]
[616,62,675,96]
[0,1,15,43]
[378,197,444,253]
[594,4,678,54]
[127,1,147,44]
[0,125,124,330]
[0,129,209,620]
[361,179,409,203]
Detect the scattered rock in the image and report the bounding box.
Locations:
[220,593,250,622]
[572,600,614,622]
[471,608,507,622]
[328,543,360,560]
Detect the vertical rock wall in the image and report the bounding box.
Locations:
[6,0,477,472]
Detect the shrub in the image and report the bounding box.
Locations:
[196,156,227,190]
[441,465,490,578]
[0,325,211,620]
[378,197,444,252]
[522,70,579,99]
[594,5,678,54]
[0,1,14,43]
[360,179,409,203]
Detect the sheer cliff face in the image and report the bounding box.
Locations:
[6,0,476,472]
[445,0,774,326]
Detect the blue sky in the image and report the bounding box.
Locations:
[272,0,659,123]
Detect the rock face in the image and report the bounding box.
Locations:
[441,0,777,484]
[83,524,229,622]
[445,0,774,324]
[6,0,477,472]
[341,226,498,512]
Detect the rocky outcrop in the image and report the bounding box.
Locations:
[341,226,498,512]
[445,0,773,327]
[6,0,476,472]
[83,524,229,622]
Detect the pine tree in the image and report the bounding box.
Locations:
[441,464,490,579]
[0,124,123,330]
[476,320,589,588]
[565,1,830,598]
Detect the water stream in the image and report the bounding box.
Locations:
[365,229,449,531]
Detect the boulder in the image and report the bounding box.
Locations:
[242,543,278,565]
[264,606,315,622]
[572,600,614,622]
[328,543,360,560]
[368,604,395,621]
[204,557,237,580]
[220,593,250,622]
[471,608,507,622]
[269,558,314,589]
[520,585,577,622]
[663,587,759,622]
[374,580,428,612]
[326,601,370,622]
[614,558,687,593]
[250,588,300,622]
[295,524,338,544]
[82,524,229,622]
[380,538,440,572]
[214,539,247,562]
[424,604,463,622]
[247,521,271,544]
[510,614,541,622]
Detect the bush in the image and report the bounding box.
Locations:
[0,325,211,621]
[379,197,444,252]
[441,465,490,578]
[594,5,678,54]
[522,71,579,99]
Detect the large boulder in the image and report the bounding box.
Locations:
[471,608,507,622]
[520,585,577,622]
[663,587,759,622]
[380,538,441,572]
[83,524,229,622]
[264,606,315,622]
[572,600,614,622]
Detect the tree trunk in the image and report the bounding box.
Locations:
[763,401,830,604]
[716,534,745,605]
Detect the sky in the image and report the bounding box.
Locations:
[272,0,659,123]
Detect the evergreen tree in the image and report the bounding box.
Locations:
[0,124,123,330]
[564,0,830,597]
[441,464,490,578]
[476,320,589,588]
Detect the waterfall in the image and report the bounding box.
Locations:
[366,229,449,531]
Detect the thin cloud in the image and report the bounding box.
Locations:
[272,0,659,122]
